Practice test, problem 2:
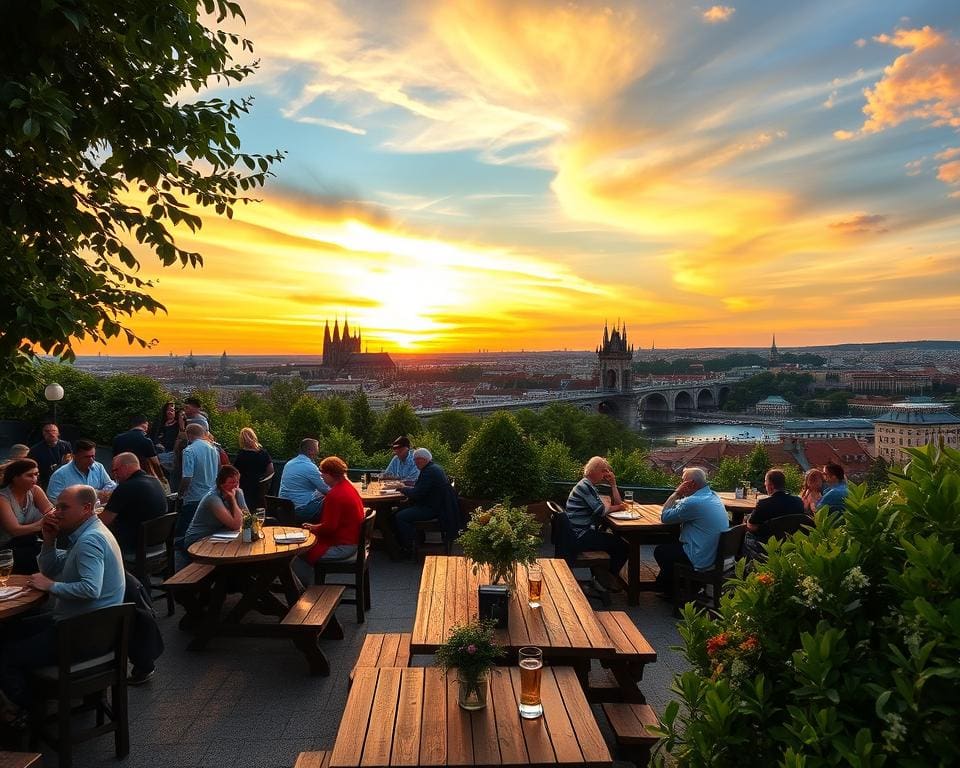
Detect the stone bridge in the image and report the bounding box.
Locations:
[415,379,732,428]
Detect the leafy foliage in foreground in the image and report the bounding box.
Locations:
[656,444,960,767]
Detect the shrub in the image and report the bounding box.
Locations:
[318,426,365,468]
[284,395,326,455]
[534,438,581,489]
[455,412,539,502]
[378,402,422,446]
[608,447,677,487]
[415,431,455,474]
[656,444,960,767]
[427,409,479,452]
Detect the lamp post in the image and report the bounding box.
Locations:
[44,382,65,424]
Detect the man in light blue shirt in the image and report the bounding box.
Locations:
[176,423,221,543]
[0,484,124,709]
[383,436,420,483]
[279,438,329,522]
[46,438,117,504]
[817,462,849,512]
[655,468,729,596]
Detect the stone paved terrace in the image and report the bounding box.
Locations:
[57,547,687,768]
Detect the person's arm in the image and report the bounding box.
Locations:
[178,447,195,496]
[99,484,122,528]
[32,486,54,515]
[305,489,342,535]
[36,515,67,577]
[383,456,400,479]
[661,480,699,522]
[45,470,67,504]
[309,467,330,496]
[0,497,44,537]
[401,467,441,503]
[36,535,107,600]
[211,491,244,531]
[263,459,275,480]
[601,467,625,512]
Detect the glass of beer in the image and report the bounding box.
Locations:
[0,549,13,588]
[527,563,542,608]
[518,646,543,719]
[624,490,634,504]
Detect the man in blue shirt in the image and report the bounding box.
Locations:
[176,423,221,544]
[654,468,729,596]
[383,436,420,483]
[0,484,124,712]
[817,462,849,512]
[278,438,329,522]
[27,422,72,489]
[46,438,117,504]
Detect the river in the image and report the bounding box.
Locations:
[639,421,780,447]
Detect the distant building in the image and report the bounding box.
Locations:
[847,371,931,394]
[597,322,633,392]
[300,318,397,381]
[782,418,874,440]
[873,398,960,464]
[768,334,780,367]
[755,395,792,416]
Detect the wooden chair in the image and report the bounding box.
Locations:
[547,501,612,606]
[411,478,459,561]
[762,513,812,542]
[673,525,746,612]
[28,603,135,768]
[264,495,296,526]
[124,511,177,616]
[254,472,275,509]
[314,509,375,623]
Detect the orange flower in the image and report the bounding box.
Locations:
[739,635,759,653]
[706,633,730,656]
[756,572,774,587]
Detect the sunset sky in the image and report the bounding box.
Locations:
[80,0,960,356]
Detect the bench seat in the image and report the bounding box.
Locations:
[349,633,411,686]
[162,564,215,627]
[592,611,657,702]
[280,586,345,676]
[602,702,659,767]
[293,750,329,768]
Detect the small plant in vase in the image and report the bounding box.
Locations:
[435,620,505,710]
[457,502,542,591]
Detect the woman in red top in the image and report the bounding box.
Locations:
[302,456,364,565]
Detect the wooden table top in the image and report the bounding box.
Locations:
[717,491,766,511]
[352,480,406,503]
[187,526,315,564]
[330,666,611,768]
[0,575,47,622]
[604,503,679,534]
[411,557,614,658]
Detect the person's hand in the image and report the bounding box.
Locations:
[97,489,112,504]
[675,479,697,498]
[41,514,60,545]
[27,572,54,592]
[302,523,319,534]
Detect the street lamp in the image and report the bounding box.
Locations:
[44,382,65,423]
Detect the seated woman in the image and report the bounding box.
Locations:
[295,456,364,583]
[800,468,824,516]
[183,465,248,550]
[0,459,54,573]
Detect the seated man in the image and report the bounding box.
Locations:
[28,422,73,490]
[817,462,849,512]
[563,456,629,591]
[654,468,728,596]
[0,484,125,719]
[46,438,117,504]
[383,436,419,483]
[278,438,329,522]
[100,452,169,557]
[744,469,805,560]
[394,448,457,556]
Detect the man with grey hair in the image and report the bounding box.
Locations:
[176,423,221,543]
[0,484,124,713]
[278,438,329,522]
[654,467,729,596]
[394,448,457,557]
[564,455,630,591]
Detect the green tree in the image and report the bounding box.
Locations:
[0,0,283,405]
[455,412,539,502]
[710,456,749,492]
[267,377,306,424]
[415,431,455,474]
[608,447,676,487]
[94,373,168,443]
[864,455,890,493]
[318,426,365,468]
[778,463,804,494]
[746,443,771,488]
[251,419,284,460]
[0,362,100,432]
[427,409,478,452]
[348,391,379,453]
[378,402,422,446]
[534,438,582,487]
[323,396,350,431]
[284,395,326,455]
[213,408,250,456]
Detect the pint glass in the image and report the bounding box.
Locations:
[527,563,542,608]
[518,647,543,719]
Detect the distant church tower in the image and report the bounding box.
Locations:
[322,317,362,371]
[597,321,633,392]
[768,334,780,367]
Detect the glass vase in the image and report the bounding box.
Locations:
[457,670,489,711]
[489,563,516,594]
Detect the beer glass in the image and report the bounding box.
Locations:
[527,563,543,608]
[624,490,634,504]
[0,549,13,588]
[518,646,543,719]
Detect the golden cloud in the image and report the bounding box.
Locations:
[702,6,735,24]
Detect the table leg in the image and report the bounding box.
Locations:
[188,575,228,650]
[626,538,641,606]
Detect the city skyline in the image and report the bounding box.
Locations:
[73,1,960,356]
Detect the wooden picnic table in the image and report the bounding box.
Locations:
[0,576,47,622]
[330,666,612,768]
[186,526,315,649]
[351,480,408,558]
[411,557,614,661]
[716,491,766,524]
[604,504,681,605]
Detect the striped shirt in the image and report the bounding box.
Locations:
[565,477,606,536]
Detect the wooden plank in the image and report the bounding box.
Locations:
[395,633,411,668]
[552,667,610,766]
[419,667,448,766]
[443,554,458,636]
[532,565,571,650]
[411,556,437,648]
[283,587,321,626]
[506,568,532,649]
[549,560,612,652]
[391,668,423,766]
[490,667,527,766]
[453,554,468,629]
[426,557,449,648]
[602,703,659,745]
[330,668,379,767]
[445,670,473,766]
[610,613,657,661]
[355,634,386,670]
[595,612,629,654]
[466,559,481,621]
[293,752,330,768]
[509,667,555,766]
[360,667,402,767]
[470,671,501,768]
[536,668,583,766]
[541,560,589,649]
[380,633,401,666]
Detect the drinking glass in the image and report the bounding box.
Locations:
[624,490,634,504]
[527,563,543,608]
[518,647,543,719]
[254,509,266,539]
[0,549,13,588]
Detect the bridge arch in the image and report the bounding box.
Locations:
[717,385,731,408]
[697,388,715,410]
[598,400,620,418]
[673,390,695,413]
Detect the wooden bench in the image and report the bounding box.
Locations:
[0,753,43,768]
[349,633,412,686]
[280,586,345,676]
[293,750,329,768]
[589,611,657,702]
[602,702,659,768]
[161,563,215,627]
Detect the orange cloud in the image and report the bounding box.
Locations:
[702,6,735,24]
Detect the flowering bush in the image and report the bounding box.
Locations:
[656,444,960,767]
[457,503,542,586]
[435,619,505,687]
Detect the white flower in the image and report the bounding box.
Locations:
[842,566,870,591]
[881,712,907,751]
[799,576,824,607]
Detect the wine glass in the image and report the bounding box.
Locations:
[0,549,14,588]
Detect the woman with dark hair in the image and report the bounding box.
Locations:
[0,459,54,573]
[183,465,249,549]
[301,456,364,567]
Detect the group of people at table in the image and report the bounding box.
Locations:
[562,456,848,597]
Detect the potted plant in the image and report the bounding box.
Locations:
[458,502,542,591]
[435,620,505,710]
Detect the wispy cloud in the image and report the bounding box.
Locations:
[702,5,735,24]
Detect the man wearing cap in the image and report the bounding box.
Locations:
[393,448,458,556]
[383,436,420,484]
